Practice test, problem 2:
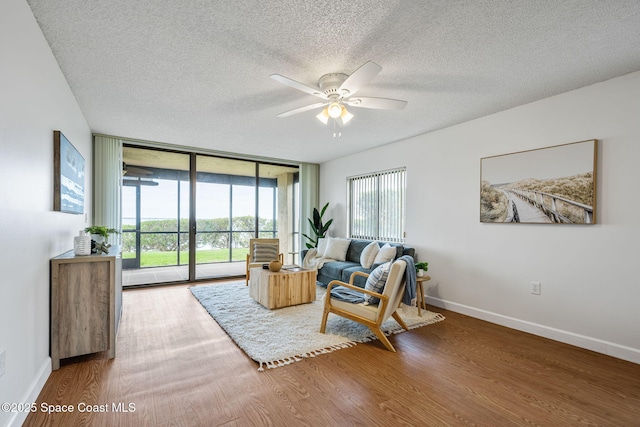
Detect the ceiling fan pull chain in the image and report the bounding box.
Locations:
[332,119,342,138]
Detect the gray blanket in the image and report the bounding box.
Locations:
[329,285,365,304]
[399,255,416,306]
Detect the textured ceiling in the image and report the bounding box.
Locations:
[27,0,640,164]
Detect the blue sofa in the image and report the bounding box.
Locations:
[301,239,416,288]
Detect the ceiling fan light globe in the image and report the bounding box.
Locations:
[340,106,354,125]
[316,108,330,124]
[328,102,342,118]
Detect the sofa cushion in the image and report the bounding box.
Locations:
[323,237,351,261]
[316,272,335,287]
[341,265,370,285]
[344,239,367,263]
[363,262,391,305]
[320,261,356,280]
[360,241,380,268]
[391,243,405,259]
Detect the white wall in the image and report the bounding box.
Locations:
[0,0,92,425]
[321,71,640,364]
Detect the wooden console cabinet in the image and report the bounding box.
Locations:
[50,247,122,370]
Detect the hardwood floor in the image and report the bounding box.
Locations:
[25,281,640,426]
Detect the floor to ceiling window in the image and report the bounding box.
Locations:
[121,145,299,287]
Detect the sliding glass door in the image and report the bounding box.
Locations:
[195,156,257,279]
[122,145,299,286]
[121,148,190,284]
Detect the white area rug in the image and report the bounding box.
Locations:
[190,281,445,370]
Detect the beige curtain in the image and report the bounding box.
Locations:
[93,135,122,244]
[299,162,319,250]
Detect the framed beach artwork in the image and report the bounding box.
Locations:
[54,130,85,214]
[480,139,598,224]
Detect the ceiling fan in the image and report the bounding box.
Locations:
[270,61,407,125]
[122,163,158,186]
[122,163,153,177]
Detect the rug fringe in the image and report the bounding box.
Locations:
[256,314,446,371]
[258,341,358,371]
[402,313,447,333]
[192,281,446,373]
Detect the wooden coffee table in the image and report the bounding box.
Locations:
[249,267,317,309]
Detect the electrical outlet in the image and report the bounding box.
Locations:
[0,349,6,377]
[531,281,541,295]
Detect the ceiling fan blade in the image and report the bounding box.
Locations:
[123,177,159,186]
[128,166,153,175]
[270,74,326,99]
[345,97,408,110]
[276,102,328,117]
[123,163,154,177]
[339,61,382,96]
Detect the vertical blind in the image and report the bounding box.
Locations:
[93,135,122,244]
[348,167,406,242]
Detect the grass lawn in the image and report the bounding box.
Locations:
[122,248,249,267]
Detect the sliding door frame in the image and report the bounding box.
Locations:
[122,143,300,285]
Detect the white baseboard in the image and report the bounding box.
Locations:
[7,358,51,427]
[427,297,640,365]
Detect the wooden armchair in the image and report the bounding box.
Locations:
[320,259,408,352]
[245,238,284,285]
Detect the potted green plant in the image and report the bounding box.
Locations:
[84,226,119,244]
[84,226,119,254]
[415,262,429,277]
[302,202,333,249]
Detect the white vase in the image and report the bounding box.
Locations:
[417,269,424,277]
[74,231,91,256]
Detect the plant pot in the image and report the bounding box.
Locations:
[417,269,424,277]
[91,234,106,245]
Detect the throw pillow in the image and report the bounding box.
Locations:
[322,237,351,261]
[252,243,278,262]
[316,237,329,257]
[360,241,380,269]
[363,262,391,305]
[373,243,396,264]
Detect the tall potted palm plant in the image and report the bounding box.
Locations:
[302,202,333,249]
